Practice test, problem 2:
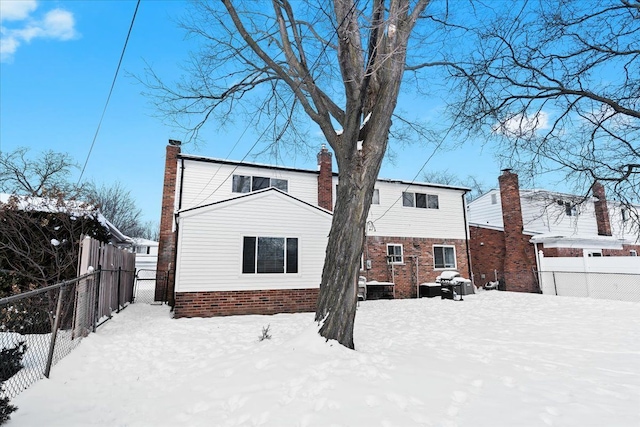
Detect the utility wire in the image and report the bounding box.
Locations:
[187,3,358,209]
[77,0,141,185]
[371,122,457,224]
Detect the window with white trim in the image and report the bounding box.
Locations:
[232,175,288,193]
[402,192,438,209]
[386,244,403,264]
[242,236,298,274]
[491,193,498,205]
[557,199,577,216]
[433,245,456,269]
[372,189,380,204]
[630,250,637,257]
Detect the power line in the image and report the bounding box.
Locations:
[371,123,456,224]
[186,3,358,209]
[77,0,141,185]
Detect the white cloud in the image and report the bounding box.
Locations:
[0,2,77,62]
[0,0,37,22]
[493,111,550,138]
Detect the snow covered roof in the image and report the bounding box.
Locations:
[0,193,133,245]
[529,233,625,250]
[132,237,159,247]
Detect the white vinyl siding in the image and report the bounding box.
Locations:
[468,189,604,237]
[178,159,319,211]
[175,190,331,292]
[367,181,467,239]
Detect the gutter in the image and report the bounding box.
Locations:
[462,192,473,283]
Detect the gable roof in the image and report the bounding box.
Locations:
[178,187,333,218]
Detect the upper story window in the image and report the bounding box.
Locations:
[386,244,403,264]
[557,200,577,216]
[242,236,298,274]
[403,192,439,209]
[491,193,498,205]
[372,189,380,205]
[232,175,288,193]
[621,208,628,222]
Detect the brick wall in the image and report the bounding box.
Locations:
[498,170,538,292]
[174,288,319,317]
[156,142,180,302]
[469,225,506,284]
[317,145,333,211]
[592,182,612,236]
[543,247,584,257]
[603,244,640,256]
[362,236,470,298]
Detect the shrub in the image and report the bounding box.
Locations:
[0,340,27,425]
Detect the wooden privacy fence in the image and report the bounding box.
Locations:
[1,237,136,400]
[77,236,136,329]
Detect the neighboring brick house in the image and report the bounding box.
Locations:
[467,169,640,292]
[156,141,471,317]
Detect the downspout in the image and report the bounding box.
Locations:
[462,192,473,283]
[170,158,185,308]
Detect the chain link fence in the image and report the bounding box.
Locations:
[0,268,134,400]
[134,269,168,304]
[538,270,640,302]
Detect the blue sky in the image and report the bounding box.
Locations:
[1,0,505,225]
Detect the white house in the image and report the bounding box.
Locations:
[466,169,639,293]
[132,238,159,271]
[157,141,471,317]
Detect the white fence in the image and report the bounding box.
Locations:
[539,253,640,302]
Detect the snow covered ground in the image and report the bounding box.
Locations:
[8,291,640,426]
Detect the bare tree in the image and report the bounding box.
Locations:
[448,0,639,230]
[423,170,488,202]
[0,147,83,198]
[145,0,439,348]
[0,195,110,291]
[84,181,144,237]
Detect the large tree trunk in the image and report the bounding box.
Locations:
[315,132,390,349]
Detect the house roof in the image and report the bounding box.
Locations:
[178,187,334,217]
[529,233,625,250]
[468,221,538,236]
[177,154,471,193]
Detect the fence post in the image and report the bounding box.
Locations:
[93,265,102,333]
[552,271,558,296]
[117,266,122,313]
[44,285,65,378]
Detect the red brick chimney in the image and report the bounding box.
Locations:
[498,169,537,293]
[156,140,181,302]
[592,181,612,236]
[317,145,333,211]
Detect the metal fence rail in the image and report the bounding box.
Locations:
[0,268,134,400]
[538,270,640,302]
